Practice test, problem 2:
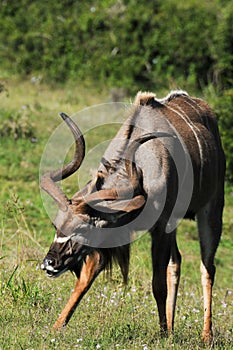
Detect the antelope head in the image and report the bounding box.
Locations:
[40,113,147,278]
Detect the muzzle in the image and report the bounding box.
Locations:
[41,240,90,278]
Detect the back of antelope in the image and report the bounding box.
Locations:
[40,91,225,343]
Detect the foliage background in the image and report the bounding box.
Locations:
[0,0,232,89]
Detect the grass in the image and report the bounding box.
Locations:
[0,77,232,349]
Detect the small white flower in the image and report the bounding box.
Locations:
[192,308,200,313]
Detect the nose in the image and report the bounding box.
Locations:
[41,258,55,271]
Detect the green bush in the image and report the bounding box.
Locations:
[212,1,233,89]
[213,89,233,183]
[0,0,232,91]
[0,109,35,140]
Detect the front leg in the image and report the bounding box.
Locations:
[166,232,181,333]
[53,252,101,329]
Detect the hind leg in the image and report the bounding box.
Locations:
[197,197,223,343]
[166,231,181,333]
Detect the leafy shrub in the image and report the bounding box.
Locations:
[0,109,35,140]
[213,89,233,182]
[212,1,233,89]
[0,0,232,91]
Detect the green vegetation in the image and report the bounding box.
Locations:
[0,0,232,91]
[0,0,232,348]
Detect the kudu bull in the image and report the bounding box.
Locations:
[41,91,225,343]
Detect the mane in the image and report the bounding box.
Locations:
[134,91,157,107]
[100,245,130,284]
[134,90,189,108]
[157,90,189,103]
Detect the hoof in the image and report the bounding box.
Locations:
[202,330,213,345]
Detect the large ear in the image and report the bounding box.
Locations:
[93,195,145,213]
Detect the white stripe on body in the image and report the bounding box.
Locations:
[165,103,204,189]
[181,99,210,153]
